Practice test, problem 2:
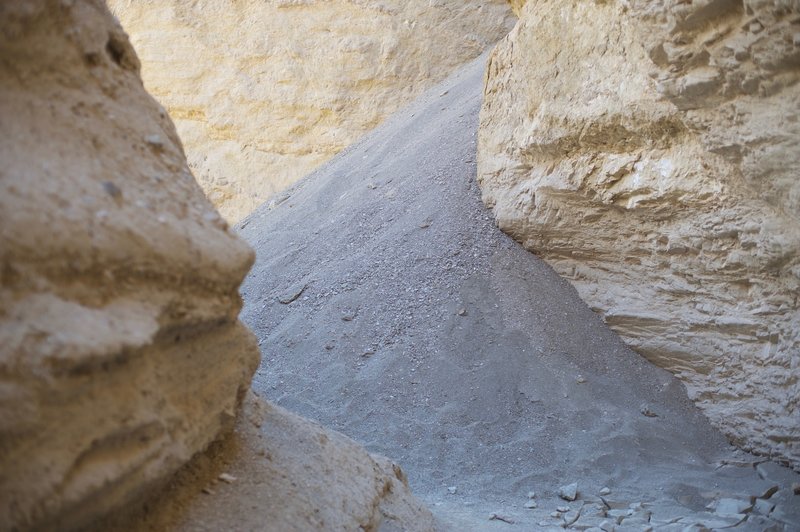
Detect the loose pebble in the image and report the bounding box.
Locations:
[558,482,578,501]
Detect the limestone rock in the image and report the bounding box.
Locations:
[478,0,800,467]
[107,0,517,222]
[0,1,259,529]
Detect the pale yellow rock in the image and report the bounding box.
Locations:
[107,0,516,222]
[0,1,259,528]
[478,0,800,467]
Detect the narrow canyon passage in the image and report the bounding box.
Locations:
[238,55,800,530]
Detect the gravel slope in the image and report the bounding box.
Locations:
[238,54,799,530]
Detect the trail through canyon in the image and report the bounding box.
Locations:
[236,55,800,530]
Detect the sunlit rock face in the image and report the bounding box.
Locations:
[0,1,259,528]
[108,0,517,222]
[478,0,799,468]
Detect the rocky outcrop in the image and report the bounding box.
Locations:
[107,0,516,222]
[0,1,260,529]
[478,0,800,468]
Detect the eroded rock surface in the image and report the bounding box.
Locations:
[0,1,259,528]
[99,394,438,532]
[478,0,800,467]
[107,0,516,222]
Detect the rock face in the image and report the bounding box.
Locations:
[107,0,516,222]
[0,1,259,529]
[100,394,438,531]
[478,1,800,468]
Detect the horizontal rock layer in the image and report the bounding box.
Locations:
[478,0,800,468]
[0,1,259,529]
[107,0,516,222]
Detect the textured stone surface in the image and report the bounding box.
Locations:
[107,0,516,222]
[0,1,259,529]
[97,394,438,531]
[478,0,799,467]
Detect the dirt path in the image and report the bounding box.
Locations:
[237,54,799,530]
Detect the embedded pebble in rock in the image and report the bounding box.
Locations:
[599,487,611,496]
[524,500,537,509]
[640,404,658,418]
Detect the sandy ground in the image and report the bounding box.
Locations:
[237,54,800,530]
[106,54,799,531]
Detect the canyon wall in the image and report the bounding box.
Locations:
[0,1,261,528]
[478,0,800,468]
[107,0,517,222]
[0,2,433,529]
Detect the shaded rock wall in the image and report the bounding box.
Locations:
[0,1,259,528]
[107,0,516,222]
[478,0,800,467]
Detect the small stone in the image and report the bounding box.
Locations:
[488,513,514,524]
[753,498,774,515]
[749,21,763,34]
[278,283,306,304]
[101,180,122,200]
[608,508,633,521]
[619,516,652,528]
[527,490,536,499]
[793,33,800,47]
[457,308,467,316]
[793,482,800,495]
[218,473,237,483]
[201,487,214,495]
[447,486,457,495]
[599,487,611,496]
[563,510,580,525]
[557,506,570,513]
[599,520,615,532]
[558,482,579,501]
[714,498,752,516]
[524,500,538,509]
[759,485,779,499]
[576,375,587,383]
[550,511,562,518]
[366,182,377,189]
[581,503,607,518]
[144,134,163,148]
[440,90,449,97]
[640,404,658,417]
